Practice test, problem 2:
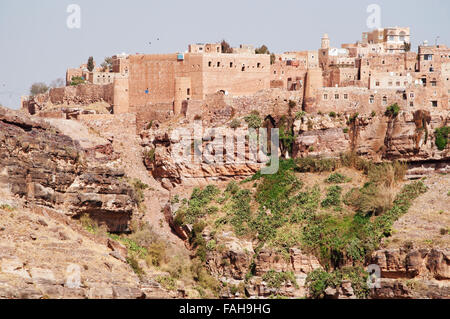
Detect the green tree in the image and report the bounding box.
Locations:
[255,45,269,54]
[385,103,400,117]
[87,56,95,72]
[100,56,113,72]
[270,53,276,65]
[404,41,411,52]
[435,126,450,151]
[50,78,65,88]
[29,82,49,96]
[70,76,85,86]
[220,40,233,53]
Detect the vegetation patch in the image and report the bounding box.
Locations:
[175,152,426,298]
[385,103,400,117]
[262,270,298,289]
[325,172,351,184]
[244,113,262,129]
[305,267,369,299]
[435,126,449,151]
[321,185,342,208]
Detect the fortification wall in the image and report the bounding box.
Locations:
[49,84,114,105]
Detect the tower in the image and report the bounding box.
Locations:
[321,33,330,50]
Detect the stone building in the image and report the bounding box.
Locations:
[52,26,448,119]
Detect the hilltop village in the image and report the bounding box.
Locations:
[22,26,449,124]
[1,26,449,300]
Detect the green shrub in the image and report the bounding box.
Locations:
[329,112,336,118]
[206,240,217,251]
[295,111,306,120]
[435,126,449,151]
[321,185,342,208]
[385,103,400,117]
[262,270,298,289]
[191,260,222,296]
[0,204,15,212]
[305,269,331,298]
[229,118,241,129]
[146,242,166,267]
[126,256,145,278]
[305,267,369,299]
[130,178,149,205]
[225,181,240,194]
[343,128,349,134]
[156,275,176,290]
[175,185,220,225]
[348,113,359,124]
[143,148,155,163]
[80,214,107,235]
[70,76,85,86]
[371,111,376,117]
[349,183,394,216]
[288,100,297,108]
[325,172,350,184]
[295,157,339,173]
[244,113,262,129]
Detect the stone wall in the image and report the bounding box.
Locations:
[49,84,114,105]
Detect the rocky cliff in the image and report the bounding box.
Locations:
[0,106,136,232]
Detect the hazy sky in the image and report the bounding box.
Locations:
[1,0,449,109]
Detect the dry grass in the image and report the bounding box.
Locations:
[382,174,450,249]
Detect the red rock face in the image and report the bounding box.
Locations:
[368,248,450,299]
[292,109,449,172]
[0,106,136,232]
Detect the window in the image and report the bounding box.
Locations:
[396,81,401,86]
[410,93,415,98]
[323,94,328,100]
[431,81,437,86]
[388,82,393,87]
[424,54,432,61]
[187,88,190,95]
[399,36,405,42]
[388,35,395,41]
[230,62,233,67]
[376,81,380,87]
[369,95,374,104]
[242,66,245,72]
[431,101,438,107]
[410,102,414,107]
[344,94,348,100]
[208,61,212,67]
[217,62,221,67]
[335,94,339,100]
[382,96,387,105]
[257,62,261,68]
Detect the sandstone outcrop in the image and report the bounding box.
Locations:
[0,202,173,299]
[0,106,136,232]
[293,109,449,176]
[368,248,450,299]
[200,230,322,298]
[140,125,265,186]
